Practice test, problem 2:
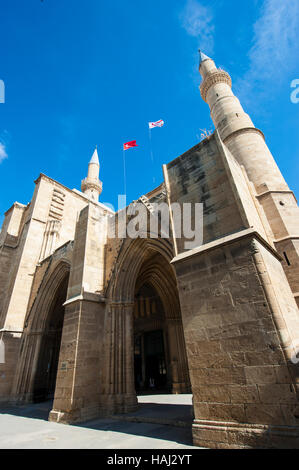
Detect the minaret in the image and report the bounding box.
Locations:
[198,50,299,306]
[198,50,288,192]
[81,147,103,202]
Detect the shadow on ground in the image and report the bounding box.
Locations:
[0,396,195,448]
[0,400,53,421]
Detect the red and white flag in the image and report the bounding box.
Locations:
[149,119,164,129]
[123,140,138,151]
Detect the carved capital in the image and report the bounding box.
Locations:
[109,300,135,311]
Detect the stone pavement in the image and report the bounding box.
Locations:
[0,394,198,449]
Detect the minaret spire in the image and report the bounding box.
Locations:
[81,147,103,202]
[198,49,217,79]
[89,147,100,165]
[198,49,211,64]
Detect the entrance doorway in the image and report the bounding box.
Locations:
[133,256,190,395]
[134,329,168,392]
[33,273,69,402]
[134,282,170,393]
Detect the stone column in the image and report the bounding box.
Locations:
[100,301,137,415]
[0,330,22,403]
[49,293,105,424]
[11,331,43,403]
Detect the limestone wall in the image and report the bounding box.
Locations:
[0,332,22,403]
[0,203,28,328]
[165,133,247,254]
[0,173,110,332]
[166,131,299,447]
[173,235,299,448]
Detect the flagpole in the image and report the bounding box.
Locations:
[148,127,154,163]
[148,126,155,184]
[123,148,127,196]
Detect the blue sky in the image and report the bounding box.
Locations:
[0,0,298,222]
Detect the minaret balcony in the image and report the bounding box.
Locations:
[81,178,103,193]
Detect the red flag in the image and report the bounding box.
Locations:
[123,140,138,151]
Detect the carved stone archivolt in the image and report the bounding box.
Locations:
[11,261,70,403]
[100,237,190,411]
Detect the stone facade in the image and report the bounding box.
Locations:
[0,52,298,448]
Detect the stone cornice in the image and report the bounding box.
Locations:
[171,228,282,264]
[4,202,27,216]
[223,127,265,144]
[256,189,297,202]
[274,235,299,244]
[0,328,23,333]
[63,291,106,306]
[200,70,232,102]
[35,173,103,206]
[0,328,23,337]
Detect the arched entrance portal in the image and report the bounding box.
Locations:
[12,261,71,405]
[133,252,190,395]
[33,273,69,402]
[103,238,190,414]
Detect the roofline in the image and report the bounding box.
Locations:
[4,201,28,216]
[165,132,214,169]
[34,173,114,213]
[144,182,164,199]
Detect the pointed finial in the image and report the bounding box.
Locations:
[89,147,99,165]
[199,49,211,65]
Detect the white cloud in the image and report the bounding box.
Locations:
[236,0,299,102]
[251,0,299,77]
[0,143,7,163]
[180,0,215,54]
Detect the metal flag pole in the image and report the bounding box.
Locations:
[123,147,127,196]
[148,126,155,184]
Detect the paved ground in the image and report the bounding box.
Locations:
[0,394,198,449]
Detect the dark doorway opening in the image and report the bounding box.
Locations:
[133,252,191,396]
[135,329,168,393]
[133,282,171,394]
[33,273,69,403]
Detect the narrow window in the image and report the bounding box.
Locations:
[283,252,291,266]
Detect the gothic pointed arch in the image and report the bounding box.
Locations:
[12,259,71,403]
[107,236,175,303]
[102,236,190,408]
